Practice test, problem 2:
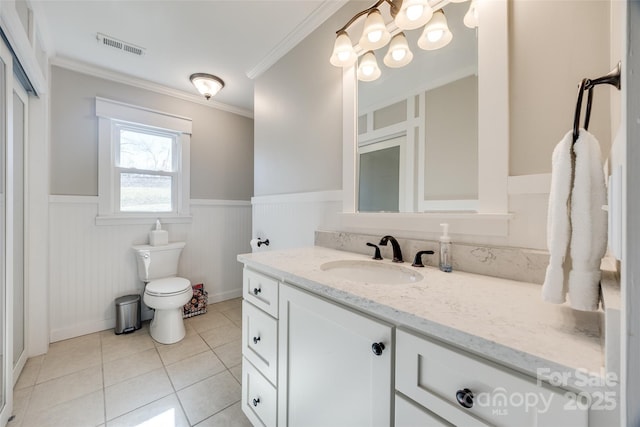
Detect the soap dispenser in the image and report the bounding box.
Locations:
[149,219,169,246]
[439,223,452,272]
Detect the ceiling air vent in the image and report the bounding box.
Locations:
[97,33,145,56]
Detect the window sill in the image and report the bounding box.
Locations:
[95,214,193,226]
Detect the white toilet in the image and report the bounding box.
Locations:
[132,242,192,344]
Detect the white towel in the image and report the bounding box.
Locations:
[568,130,607,311]
[542,130,573,304]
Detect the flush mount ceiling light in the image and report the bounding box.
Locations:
[330,0,477,82]
[189,73,224,100]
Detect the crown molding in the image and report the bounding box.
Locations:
[51,56,254,118]
[246,0,348,80]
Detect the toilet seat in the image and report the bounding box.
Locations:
[145,277,191,297]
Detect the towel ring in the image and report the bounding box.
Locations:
[572,62,622,145]
[572,79,592,144]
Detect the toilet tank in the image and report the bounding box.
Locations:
[132,242,186,282]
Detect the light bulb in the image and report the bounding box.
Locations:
[383,32,413,68]
[427,29,444,42]
[329,31,357,67]
[464,0,479,28]
[392,49,406,61]
[368,30,382,43]
[394,0,432,30]
[358,51,381,82]
[358,9,391,51]
[406,5,423,21]
[418,10,452,50]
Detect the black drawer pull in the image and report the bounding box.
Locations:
[252,397,260,407]
[253,287,261,295]
[456,388,474,408]
[253,336,261,344]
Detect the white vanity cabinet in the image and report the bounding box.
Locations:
[241,268,280,427]
[395,329,588,427]
[277,283,393,427]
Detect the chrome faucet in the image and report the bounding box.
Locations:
[379,235,403,263]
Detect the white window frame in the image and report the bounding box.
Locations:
[95,97,192,225]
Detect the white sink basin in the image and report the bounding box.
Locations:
[320,260,423,284]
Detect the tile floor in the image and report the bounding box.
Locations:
[10,298,252,427]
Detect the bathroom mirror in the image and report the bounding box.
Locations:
[357,1,478,212]
[342,0,510,236]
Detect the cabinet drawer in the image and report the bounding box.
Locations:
[243,268,279,318]
[242,300,278,384]
[395,393,453,427]
[396,329,587,427]
[242,358,277,427]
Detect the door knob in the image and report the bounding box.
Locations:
[371,342,385,356]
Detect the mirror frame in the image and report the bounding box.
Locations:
[341,0,511,237]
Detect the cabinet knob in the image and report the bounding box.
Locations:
[252,398,260,407]
[253,336,261,344]
[253,287,261,295]
[371,342,385,356]
[456,388,474,409]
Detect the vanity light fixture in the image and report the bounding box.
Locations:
[417,10,453,50]
[463,0,479,28]
[358,51,382,82]
[189,73,224,100]
[383,32,414,68]
[330,0,474,82]
[359,9,392,51]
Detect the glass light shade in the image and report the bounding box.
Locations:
[383,33,413,68]
[464,0,479,28]
[190,73,224,100]
[358,9,391,51]
[394,0,433,30]
[417,10,453,50]
[330,31,357,67]
[357,51,381,82]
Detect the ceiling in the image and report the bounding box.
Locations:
[33,0,346,115]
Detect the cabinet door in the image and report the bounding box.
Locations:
[278,283,392,427]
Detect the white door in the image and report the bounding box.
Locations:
[278,283,392,427]
[12,81,27,383]
[0,36,14,425]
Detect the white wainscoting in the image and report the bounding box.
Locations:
[251,190,342,251]
[48,196,251,342]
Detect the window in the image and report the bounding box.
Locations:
[116,124,177,212]
[96,97,192,224]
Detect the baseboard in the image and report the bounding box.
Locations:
[208,288,243,304]
[50,319,114,342]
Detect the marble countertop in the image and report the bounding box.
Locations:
[238,246,606,392]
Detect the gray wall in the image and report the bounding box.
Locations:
[254,1,367,196]
[509,0,610,176]
[254,0,611,197]
[50,66,254,200]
